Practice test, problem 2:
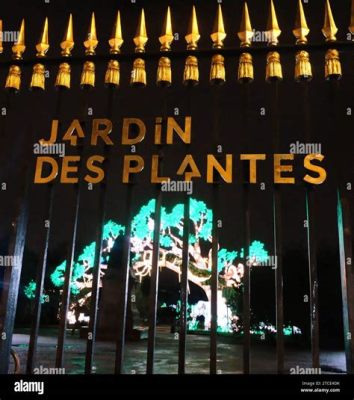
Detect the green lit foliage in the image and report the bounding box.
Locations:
[24,280,36,300]
[23,280,48,304]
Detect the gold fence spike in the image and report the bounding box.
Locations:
[293,1,312,82]
[322,1,342,80]
[293,0,310,45]
[160,6,173,51]
[84,12,98,55]
[55,62,71,89]
[0,20,3,54]
[238,2,254,83]
[238,2,253,48]
[134,9,148,53]
[266,0,281,46]
[109,11,123,54]
[350,0,354,34]
[105,60,120,87]
[322,0,338,42]
[185,6,200,50]
[5,65,21,91]
[61,14,74,57]
[36,17,49,57]
[12,19,25,60]
[211,4,226,49]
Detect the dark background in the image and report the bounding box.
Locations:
[0,0,352,348]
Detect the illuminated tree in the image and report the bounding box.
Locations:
[24,198,270,333]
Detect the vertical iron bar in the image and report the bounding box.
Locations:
[178,192,190,374]
[85,89,116,374]
[55,187,81,368]
[210,185,219,374]
[337,194,354,373]
[210,86,221,374]
[26,184,54,373]
[241,84,252,375]
[305,189,320,368]
[0,183,29,373]
[301,82,320,368]
[146,184,162,374]
[26,91,64,374]
[0,90,43,373]
[114,183,133,374]
[329,79,354,372]
[178,86,193,374]
[271,82,284,373]
[146,85,169,374]
[55,91,90,368]
[84,181,106,373]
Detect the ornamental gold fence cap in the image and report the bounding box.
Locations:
[210,4,226,49]
[349,0,354,34]
[185,5,200,50]
[266,0,281,46]
[0,20,3,53]
[238,2,254,48]
[159,6,174,51]
[322,0,338,42]
[36,17,49,57]
[61,14,74,57]
[293,0,310,45]
[12,18,25,59]
[134,9,148,53]
[109,10,123,54]
[84,12,98,55]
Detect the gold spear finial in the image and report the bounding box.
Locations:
[185,5,200,50]
[84,12,98,55]
[109,10,123,54]
[12,19,25,60]
[322,0,338,42]
[36,17,49,57]
[210,4,226,49]
[159,6,174,51]
[134,9,148,53]
[61,14,74,57]
[0,20,3,54]
[238,2,254,48]
[266,0,281,46]
[349,0,354,34]
[238,2,254,82]
[293,0,310,45]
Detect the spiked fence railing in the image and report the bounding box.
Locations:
[0,0,353,92]
[0,0,353,376]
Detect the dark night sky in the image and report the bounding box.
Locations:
[0,0,353,336]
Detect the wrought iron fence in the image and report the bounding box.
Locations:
[0,0,353,375]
